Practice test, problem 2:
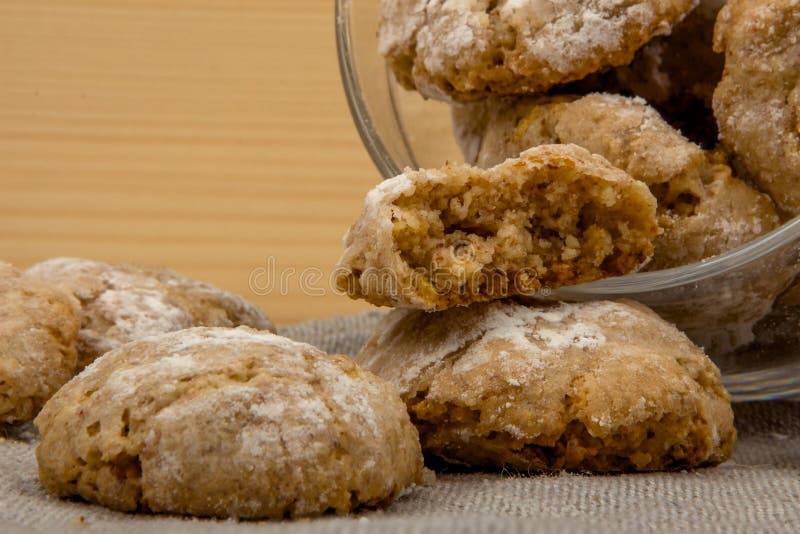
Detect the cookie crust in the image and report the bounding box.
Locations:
[713,0,800,215]
[454,94,779,269]
[357,300,736,472]
[35,327,424,518]
[570,0,726,147]
[381,0,698,101]
[0,262,79,424]
[27,258,275,368]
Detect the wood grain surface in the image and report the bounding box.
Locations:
[0,0,380,324]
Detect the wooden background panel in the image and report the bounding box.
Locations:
[0,0,378,324]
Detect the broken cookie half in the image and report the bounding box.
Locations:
[335,144,659,310]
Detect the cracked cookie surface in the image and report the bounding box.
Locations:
[26,258,275,368]
[335,144,659,310]
[357,300,736,472]
[454,93,779,270]
[0,262,80,424]
[712,0,800,215]
[380,0,697,101]
[569,0,726,148]
[35,327,424,519]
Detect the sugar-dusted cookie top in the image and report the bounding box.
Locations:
[27,257,275,368]
[35,327,424,518]
[454,93,780,269]
[713,0,800,215]
[357,299,736,472]
[570,0,726,148]
[0,261,79,424]
[380,0,698,101]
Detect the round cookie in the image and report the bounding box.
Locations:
[380,0,698,101]
[35,327,424,519]
[453,93,779,270]
[570,0,726,148]
[357,300,736,472]
[652,154,779,270]
[713,0,800,215]
[335,144,659,310]
[26,258,275,369]
[1,262,79,424]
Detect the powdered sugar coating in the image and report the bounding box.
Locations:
[380,0,697,101]
[570,0,726,147]
[0,262,80,424]
[35,327,423,518]
[26,257,275,368]
[713,0,800,215]
[362,300,652,396]
[357,299,735,472]
[454,93,779,269]
[336,144,659,310]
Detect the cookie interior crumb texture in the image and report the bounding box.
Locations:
[357,300,736,473]
[380,0,698,101]
[454,93,780,270]
[336,144,659,310]
[26,258,276,369]
[0,262,80,425]
[34,327,424,519]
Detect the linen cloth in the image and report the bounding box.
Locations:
[1,312,798,533]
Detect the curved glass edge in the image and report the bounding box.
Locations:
[335,0,401,179]
[336,0,800,294]
[557,215,800,295]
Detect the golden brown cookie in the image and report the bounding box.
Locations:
[26,258,275,369]
[357,300,736,472]
[380,0,699,101]
[454,94,779,270]
[35,327,424,519]
[335,144,659,310]
[570,0,726,147]
[713,0,800,215]
[0,262,79,424]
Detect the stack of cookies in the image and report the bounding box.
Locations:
[2,258,426,519]
[377,0,800,358]
[334,149,736,472]
[330,0,762,473]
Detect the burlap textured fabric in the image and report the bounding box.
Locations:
[1,312,798,533]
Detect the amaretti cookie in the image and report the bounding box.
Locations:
[26,258,275,368]
[380,0,698,101]
[713,0,800,215]
[571,0,726,147]
[335,144,659,310]
[454,94,779,270]
[357,300,736,472]
[35,327,424,519]
[0,262,80,424]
